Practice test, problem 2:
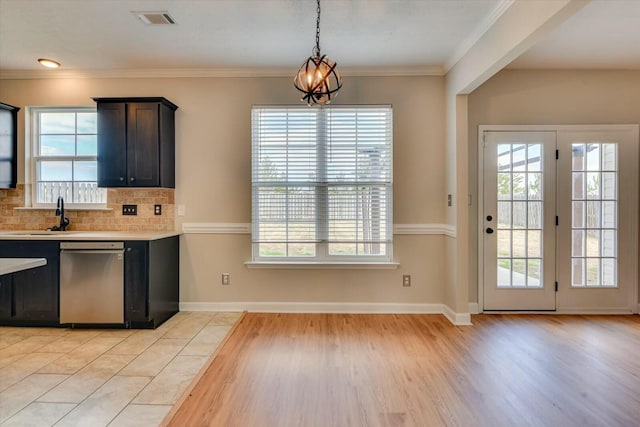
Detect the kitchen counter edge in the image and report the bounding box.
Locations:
[0,231,182,241]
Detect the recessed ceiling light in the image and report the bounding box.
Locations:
[38,58,61,68]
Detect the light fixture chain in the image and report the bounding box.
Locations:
[314,0,321,56]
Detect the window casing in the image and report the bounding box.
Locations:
[30,107,106,207]
[251,106,393,262]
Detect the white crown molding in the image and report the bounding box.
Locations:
[182,222,457,237]
[0,65,444,80]
[444,0,515,72]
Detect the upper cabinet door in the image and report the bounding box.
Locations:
[127,103,160,187]
[95,97,177,188]
[0,102,20,189]
[97,102,127,187]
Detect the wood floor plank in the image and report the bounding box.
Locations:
[165,313,640,427]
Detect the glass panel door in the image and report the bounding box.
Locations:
[483,131,557,310]
[556,128,638,312]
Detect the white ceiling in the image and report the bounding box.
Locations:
[509,0,640,70]
[0,0,639,76]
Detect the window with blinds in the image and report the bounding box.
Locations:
[251,106,393,262]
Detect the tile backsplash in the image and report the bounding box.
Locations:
[0,185,175,231]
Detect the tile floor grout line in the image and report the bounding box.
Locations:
[36,334,128,377]
[2,372,76,425]
[0,313,243,427]
[47,340,148,415]
[107,319,218,427]
[0,333,69,371]
[102,330,200,426]
[102,320,208,427]
[104,380,151,427]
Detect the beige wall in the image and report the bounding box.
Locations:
[468,69,640,305]
[0,75,449,305]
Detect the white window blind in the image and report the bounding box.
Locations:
[251,106,393,261]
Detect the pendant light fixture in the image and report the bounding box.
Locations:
[294,0,342,106]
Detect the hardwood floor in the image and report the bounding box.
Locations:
[166,313,640,427]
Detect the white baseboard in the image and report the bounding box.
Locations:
[442,305,473,326]
[468,302,480,314]
[179,302,474,325]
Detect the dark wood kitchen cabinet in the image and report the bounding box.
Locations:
[0,102,19,189]
[0,241,60,326]
[94,97,178,188]
[124,236,179,329]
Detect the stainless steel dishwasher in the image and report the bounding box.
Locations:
[60,242,124,324]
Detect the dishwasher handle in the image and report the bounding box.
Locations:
[61,242,124,250]
[61,249,125,256]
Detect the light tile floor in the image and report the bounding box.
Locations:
[0,311,243,426]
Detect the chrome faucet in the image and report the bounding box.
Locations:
[50,196,70,231]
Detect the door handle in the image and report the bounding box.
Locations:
[486,227,494,234]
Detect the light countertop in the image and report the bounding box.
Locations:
[0,231,181,241]
[0,258,47,275]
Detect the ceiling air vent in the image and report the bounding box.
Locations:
[132,11,176,25]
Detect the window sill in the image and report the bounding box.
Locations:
[15,207,113,212]
[245,261,400,270]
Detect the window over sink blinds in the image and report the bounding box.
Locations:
[251,106,393,261]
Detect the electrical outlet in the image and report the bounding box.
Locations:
[447,194,452,207]
[222,273,230,285]
[402,274,411,287]
[122,204,137,215]
[154,204,162,215]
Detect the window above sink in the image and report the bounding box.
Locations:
[27,106,107,209]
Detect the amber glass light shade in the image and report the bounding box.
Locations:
[294,54,342,106]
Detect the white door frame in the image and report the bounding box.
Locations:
[478,124,639,314]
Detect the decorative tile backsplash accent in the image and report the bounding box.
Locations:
[0,185,175,231]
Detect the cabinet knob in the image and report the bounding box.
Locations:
[130,177,135,182]
[120,177,124,181]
